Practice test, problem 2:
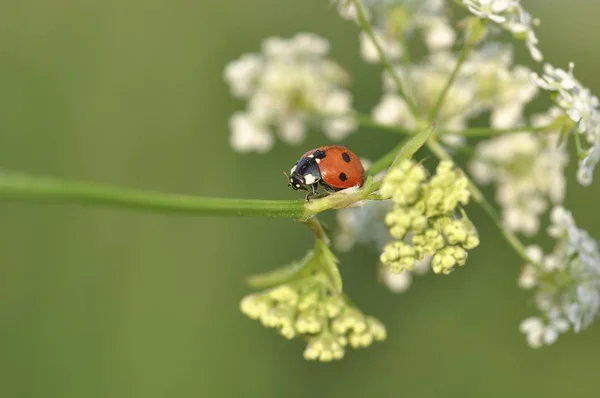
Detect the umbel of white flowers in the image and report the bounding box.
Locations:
[469,107,569,236]
[519,206,600,348]
[224,33,356,153]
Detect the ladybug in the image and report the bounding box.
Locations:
[288,145,364,200]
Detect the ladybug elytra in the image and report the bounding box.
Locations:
[288,145,365,200]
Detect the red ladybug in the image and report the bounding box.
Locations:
[288,145,364,200]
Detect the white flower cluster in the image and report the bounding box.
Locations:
[532,63,600,186]
[240,269,386,361]
[372,44,537,137]
[519,206,600,348]
[338,0,456,58]
[469,109,569,236]
[462,0,542,61]
[224,33,356,153]
[379,160,480,275]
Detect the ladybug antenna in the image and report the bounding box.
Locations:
[283,171,291,186]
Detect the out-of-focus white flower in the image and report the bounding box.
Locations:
[228,112,274,153]
[422,18,457,51]
[518,206,600,348]
[469,109,568,236]
[464,44,537,128]
[378,255,431,293]
[339,0,456,54]
[224,33,356,152]
[462,0,542,61]
[372,52,472,134]
[335,199,393,252]
[519,316,568,348]
[359,30,403,64]
[372,45,536,142]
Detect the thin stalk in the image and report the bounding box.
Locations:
[351,0,419,117]
[426,140,534,265]
[0,169,306,218]
[303,217,330,245]
[428,42,473,122]
[442,123,559,137]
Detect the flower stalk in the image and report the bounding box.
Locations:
[350,0,419,117]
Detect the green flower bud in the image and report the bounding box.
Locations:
[381,241,417,273]
[349,331,374,348]
[366,317,387,341]
[268,285,299,306]
[296,309,325,334]
[304,333,346,362]
[240,294,272,320]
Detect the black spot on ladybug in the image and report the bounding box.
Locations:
[339,172,348,182]
[341,152,351,163]
[314,150,326,159]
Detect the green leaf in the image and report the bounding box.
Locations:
[390,123,436,169]
[245,251,314,289]
[314,240,343,294]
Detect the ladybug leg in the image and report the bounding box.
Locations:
[305,183,319,201]
[322,184,337,193]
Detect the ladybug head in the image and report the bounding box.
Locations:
[287,173,307,191]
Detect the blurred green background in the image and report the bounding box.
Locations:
[1,1,599,397]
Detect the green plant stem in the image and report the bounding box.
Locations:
[303,217,330,245]
[351,0,419,117]
[444,124,559,137]
[428,42,473,122]
[426,140,534,265]
[0,169,306,218]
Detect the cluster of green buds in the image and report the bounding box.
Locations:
[380,160,480,275]
[240,240,386,361]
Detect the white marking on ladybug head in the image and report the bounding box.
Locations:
[307,154,314,158]
[304,174,317,185]
[290,165,297,173]
[315,158,321,164]
[295,184,301,188]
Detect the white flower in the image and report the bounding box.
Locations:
[532,63,600,185]
[372,93,416,130]
[228,112,274,153]
[380,269,412,293]
[224,54,263,98]
[335,199,393,252]
[463,0,517,23]
[341,0,456,56]
[462,0,542,61]
[372,53,473,133]
[378,255,431,293]
[464,44,537,128]
[578,140,600,186]
[519,316,567,348]
[372,45,537,138]
[519,206,600,348]
[422,18,456,51]
[225,33,356,152]
[469,112,568,236]
[359,30,403,64]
